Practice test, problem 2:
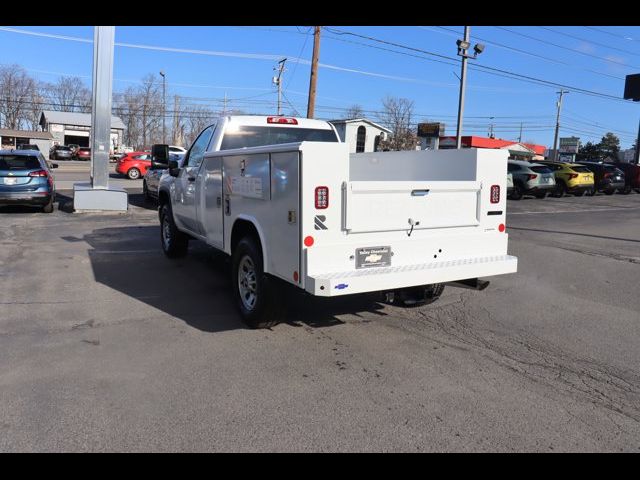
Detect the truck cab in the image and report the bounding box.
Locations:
[155,115,517,328]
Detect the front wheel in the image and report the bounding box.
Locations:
[160,203,189,258]
[232,236,286,329]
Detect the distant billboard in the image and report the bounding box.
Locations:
[417,122,445,138]
[559,136,580,154]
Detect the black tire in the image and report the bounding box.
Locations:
[127,167,141,180]
[604,189,615,195]
[573,190,585,197]
[510,182,523,200]
[42,197,54,213]
[534,191,547,199]
[621,185,632,195]
[160,203,188,258]
[231,236,286,329]
[587,188,597,196]
[392,283,445,308]
[553,181,566,198]
[143,180,153,203]
[635,189,640,194]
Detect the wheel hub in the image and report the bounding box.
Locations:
[238,255,257,311]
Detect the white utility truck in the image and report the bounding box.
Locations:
[153,115,517,328]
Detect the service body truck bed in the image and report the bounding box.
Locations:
[156,115,517,328]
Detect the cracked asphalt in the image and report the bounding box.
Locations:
[0,190,639,452]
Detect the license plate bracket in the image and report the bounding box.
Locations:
[355,246,392,269]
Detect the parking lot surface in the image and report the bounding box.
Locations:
[1,191,639,452]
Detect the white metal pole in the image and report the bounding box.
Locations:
[90,26,115,190]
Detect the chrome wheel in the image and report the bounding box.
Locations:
[238,255,258,311]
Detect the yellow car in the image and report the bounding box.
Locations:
[536,161,595,197]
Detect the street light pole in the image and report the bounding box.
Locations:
[160,70,166,144]
[455,26,470,149]
[454,27,484,149]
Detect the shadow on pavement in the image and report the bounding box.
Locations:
[80,225,387,333]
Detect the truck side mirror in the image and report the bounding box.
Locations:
[168,159,180,177]
[151,144,169,169]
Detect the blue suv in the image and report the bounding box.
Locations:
[0,150,58,213]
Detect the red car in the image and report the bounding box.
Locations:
[76,147,91,161]
[116,151,152,180]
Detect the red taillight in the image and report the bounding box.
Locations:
[527,174,538,180]
[490,185,500,204]
[28,169,48,177]
[267,116,298,125]
[315,186,329,209]
[567,173,578,179]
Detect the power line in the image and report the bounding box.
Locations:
[495,26,640,70]
[432,26,624,81]
[539,26,640,58]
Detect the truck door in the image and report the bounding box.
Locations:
[173,125,215,234]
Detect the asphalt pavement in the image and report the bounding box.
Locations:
[0,190,639,452]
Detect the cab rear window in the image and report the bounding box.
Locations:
[571,166,591,173]
[220,126,338,150]
[0,155,41,170]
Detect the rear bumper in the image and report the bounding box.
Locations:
[0,192,52,206]
[305,254,518,296]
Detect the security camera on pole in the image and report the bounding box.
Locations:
[623,73,640,164]
[455,27,485,149]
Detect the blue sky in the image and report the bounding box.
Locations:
[1,25,640,148]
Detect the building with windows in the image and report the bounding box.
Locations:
[329,118,392,153]
[0,129,54,153]
[39,110,125,152]
[438,135,546,161]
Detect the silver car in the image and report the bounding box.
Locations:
[507,160,556,200]
[143,152,185,202]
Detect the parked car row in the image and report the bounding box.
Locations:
[49,144,92,161]
[507,159,640,200]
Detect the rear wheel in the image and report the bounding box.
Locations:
[232,236,286,329]
[510,182,523,200]
[534,191,547,199]
[127,167,141,180]
[573,190,585,197]
[160,203,189,258]
[587,188,597,196]
[552,181,566,198]
[42,197,54,213]
[391,284,445,307]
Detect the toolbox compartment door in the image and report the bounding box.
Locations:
[343,180,481,233]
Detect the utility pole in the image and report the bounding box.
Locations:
[307,26,321,119]
[173,94,179,145]
[222,91,228,115]
[488,117,495,139]
[634,118,640,164]
[455,26,485,148]
[159,70,166,144]
[552,90,568,161]
[519,122,523,143]
[273,59,286,115]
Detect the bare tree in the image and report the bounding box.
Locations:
[43,76,91,112]
[0,65,35,129]
[377,96,418,151]
[138,74,163,148]
[27,82,46,131]
[184,104,216,147]
[343,104,364,119]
